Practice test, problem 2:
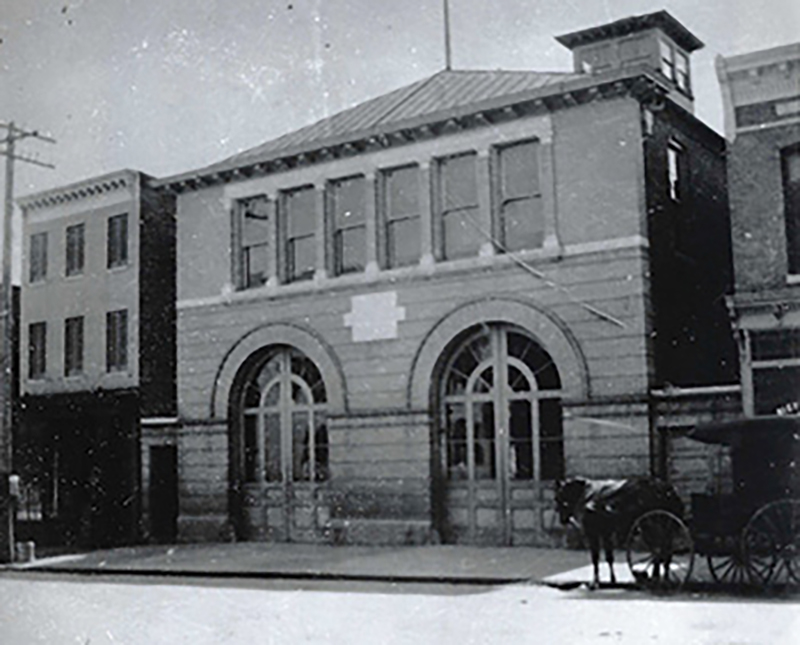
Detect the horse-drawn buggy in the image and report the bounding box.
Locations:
[556,416,800,590]
[688,415,800,588]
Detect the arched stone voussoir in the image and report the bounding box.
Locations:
[211,322,347,418]
[407,297,589,409]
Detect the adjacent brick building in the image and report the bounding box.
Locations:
[16,170,176,547]
[151,11,738,546]
[717,43,800,417]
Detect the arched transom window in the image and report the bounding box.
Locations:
[440,325,564,482]
[240,347,329,483]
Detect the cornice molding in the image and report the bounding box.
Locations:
[18,170,139,213]
[720,42,800,76]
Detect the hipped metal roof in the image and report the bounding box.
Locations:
[158,69,582,186]
[224,69,579,168]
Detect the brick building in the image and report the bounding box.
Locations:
[16,170,176,547]
[146,11,738,547]
[717,43,800,417]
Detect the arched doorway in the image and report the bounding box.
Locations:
[436,324,564,545]
[234,346,329,542]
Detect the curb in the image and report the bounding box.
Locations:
[2,564,534,587]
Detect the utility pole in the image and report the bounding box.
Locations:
[0,121,54,563]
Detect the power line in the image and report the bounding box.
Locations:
[456,204,628,329]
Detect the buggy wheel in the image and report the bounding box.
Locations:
[626,510,694,590]
[707,548,750,586]
[742,500,800,587]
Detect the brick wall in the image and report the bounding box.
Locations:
[172,95,661,544]
[728,124,800,291]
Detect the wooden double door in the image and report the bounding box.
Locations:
[239,347,329,541]
[438,325,563,545]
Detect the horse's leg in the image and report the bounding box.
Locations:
[605,532,616,585]
[588,533,601,589]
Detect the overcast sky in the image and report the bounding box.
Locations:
[1,0,799,253]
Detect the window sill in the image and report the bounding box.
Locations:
[179,235,649,311]
[787,274,800,285]
[209,245,563,306]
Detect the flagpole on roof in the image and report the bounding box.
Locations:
[443,0,452,70]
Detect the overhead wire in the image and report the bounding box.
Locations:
[454,206,627,328]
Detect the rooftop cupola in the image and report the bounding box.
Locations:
[556,10,704,113]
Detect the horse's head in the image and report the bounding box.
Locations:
[554,478,588,526]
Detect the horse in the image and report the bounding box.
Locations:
[554,477,684,588]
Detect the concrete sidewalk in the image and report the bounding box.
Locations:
[6,542,598,586]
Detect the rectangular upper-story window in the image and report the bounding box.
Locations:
[282,187,316,283]
[383,165,421,268]
[660,40,691,94]
[64,316,83,377]
[29,232,48,283]
[783,147,800,275]
[675,51,690,93]
[439,152,480,260]
[660,40,675,81]
[65,223,85,277]
[667,141,685,202]
[106,309,128,372]
[28,322,46,380]
[331,175,366,275]
[497,140,544,252]
[237,195,271,288]
[107,213,128,269]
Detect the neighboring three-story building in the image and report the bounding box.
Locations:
[717,44,800,418]
[16,170,175,547]
[152,11,738,546]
